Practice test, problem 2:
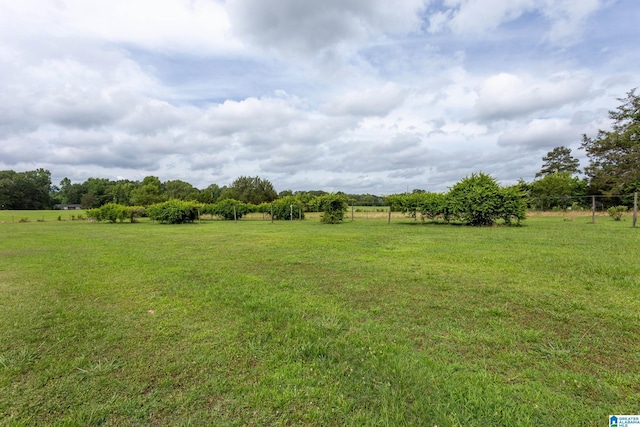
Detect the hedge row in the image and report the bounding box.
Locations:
[386,173,526,226]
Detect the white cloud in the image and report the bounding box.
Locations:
[427,0,606,45]
[497,118,578,149]
[443,0,536,34]
[473,72,593,121]
[0,0,237,54]
[0,0,638,194]
[321,83,407,117]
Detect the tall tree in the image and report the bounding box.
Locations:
[85,177,115,206]
[0,169,53,209]
[110,180,137,205]
[130,176,165,206]
[164,180,199,201]
[226,176,277,205]
[531,172,587,210]
[581,88,640,194]
[536,146,580,177]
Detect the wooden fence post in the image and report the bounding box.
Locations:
[233,205,237,222]
[388,207,391,225]
[591,195,596,223]
[271,203,273,224]
[351,203,354,222]
[633,192,638,228]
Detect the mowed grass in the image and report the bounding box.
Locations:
[1,214,639,426]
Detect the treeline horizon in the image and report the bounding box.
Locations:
[0,170,391,210]
[1,166,637,213]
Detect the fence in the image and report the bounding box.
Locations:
[527,192,639,227]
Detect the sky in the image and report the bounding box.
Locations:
[1,0,639,194]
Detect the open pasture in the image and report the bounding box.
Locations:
[1,215,639,426]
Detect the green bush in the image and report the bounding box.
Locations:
[203,199,251,220]
[447,173,526,226]
[313,193,348,224]
[270,196,305,220]
[147,200,201,224]
[87,203,130,223]
[607,205,627,221]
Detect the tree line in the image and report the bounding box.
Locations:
[2,89,638,214]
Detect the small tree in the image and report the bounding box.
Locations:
[270,196,304,220]
[147,200,200,224]
[607,206,627,221]
[447,172,526,226]
[204,199,251,220]
[86,203,132,223]
[314,193,349,224]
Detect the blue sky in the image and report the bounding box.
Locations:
[1,0,638,194]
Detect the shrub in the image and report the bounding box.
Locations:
[314,193,349,224]
[270,196,305,220]
[203,199,251,220]
[128,206,146,223]
[147,200,201,224]
[417,193,447,220]
[496,185,527,225]
[86,203,130,223]
[447,172,526,226]
[607,205,627,221]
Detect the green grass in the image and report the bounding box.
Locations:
[0,210,87,223]
[1,215,639,426]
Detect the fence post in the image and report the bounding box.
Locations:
[388,207,391,225]
[633,192,638,228]
[351,203,354,222]
[233,205,237,222]
[591,195,596,223]
[299,207,302,220]
[271,203,273,224]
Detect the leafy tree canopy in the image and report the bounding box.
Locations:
[0,168,52,209]
[536,146,580,177]
[582,88,640,194]
[226,176,277,205]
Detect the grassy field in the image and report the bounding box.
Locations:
[1,213,639,426]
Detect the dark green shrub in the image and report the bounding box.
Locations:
[204,199,251,220]
[86,203,130,223]
[447,173,526,226]
[147,200,201,224]
[314,193,348,224]
[270,196,304,220]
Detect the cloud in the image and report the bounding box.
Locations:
[472,72,593,121]
[0,0,638,195]
[497,118,578,149]
[427,0,606,45]
[437,0,536,34]
[227,0,426,57]
[321,83,407,117]
[0,0,237,54]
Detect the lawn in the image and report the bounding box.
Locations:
[1,214,639,426]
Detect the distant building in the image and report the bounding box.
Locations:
[54,204,83,210]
